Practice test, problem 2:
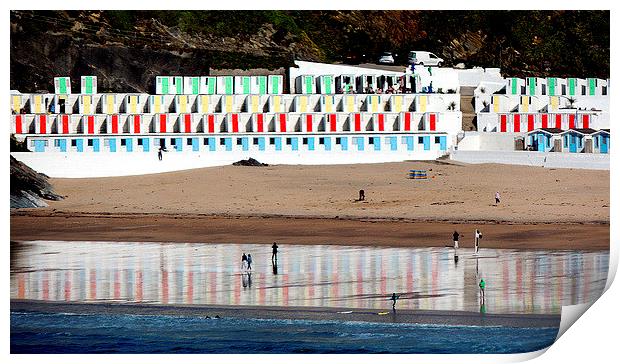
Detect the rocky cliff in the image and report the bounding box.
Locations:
[10,10,609,94]
[10,155,63,208]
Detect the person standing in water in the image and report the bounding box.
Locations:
[391,293,399,310]
[453,231,460,249]
[474,229,483,255]
[241,253,248,270]
[271,242,279,262]
[479,278,486,304]
[247,254,253,270]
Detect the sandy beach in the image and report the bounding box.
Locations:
[11,161,609,250]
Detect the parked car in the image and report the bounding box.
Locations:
[408,51,444,66]
[377,52,395,65]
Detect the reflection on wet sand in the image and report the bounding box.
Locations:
[11,241,608,314]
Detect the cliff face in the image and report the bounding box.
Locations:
[10,156,63,208]
[10,10,609,94]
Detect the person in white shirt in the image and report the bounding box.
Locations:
[474,229,483,255]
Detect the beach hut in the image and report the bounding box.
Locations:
[592,129,610,154]
[219,95,238,113]
[80,115,101,134]
[274,113,289,132]
[295,95,318,113]
[174,94,192,113]
[320,95,336,112]
[200,76,217,95]
[526,128,563,152]
[128,114,145,134]
[341,94,359,113]
[106,114,125,134]
[336,74,355,93]
[34,114,53,134]
[378,75,401,91]
[365,95,382,113]
[560,128,597,153]
[180,114,201,133]
[251,113,267,132]
[268,75,284,94]
[54,77,71,95]
[269,95,286,113]
[357,74,378,93]
[154,114,173,133]
[399,112,422,132]
[81,76,97,94]
[507,78,526,95]
[226,113,242,133]
[203,114,218,134]
[316,75,335,94]
[424,113,438,131]
[196,95,217,113]
[234,76,252,94]
[217,76,234,95]
[101,94,119,114]
[245,95,268,113]
[156,76,183,95]
[296,75,316,94]
[124,94,145,114]
[183,77,201,95]
[324,113,344,132]
[149,95,167,114]
[526,77,545,96]
[566,78,578,96]
[300,113,319,132]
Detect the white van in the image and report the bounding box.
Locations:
[408,51,444,66]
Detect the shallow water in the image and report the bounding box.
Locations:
[11,241,608,314]
[10,311,558,354]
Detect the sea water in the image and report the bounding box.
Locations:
[10,311,558,354]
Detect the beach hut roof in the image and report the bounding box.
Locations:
[592,129,610,136]
[561,128,598,135]
[528,128,563,135]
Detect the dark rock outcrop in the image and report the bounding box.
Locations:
[10,156,63,208]
[232,158,268,167]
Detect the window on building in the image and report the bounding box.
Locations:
[602,86,607,96]
[54,140,61,147]
[121,139,127,146]
[138,139,143,146]
[237,138,243,145]
[220,138,226,145]
[541,84,546,95]
[170,139,175,146]
[319,137,325,145]
[186,139,192,146]
[204,138,209,145]
[269,137,275,145]
[87,139,93,147]
[336,137,341,145]
[594,137,599,148]
[368,137,374,144]
[581,85,586,95]
[435,136,441,144]
[71,139,77,147]
[418,137,424,144]
[303,138,308,145]
[286,138,292,145]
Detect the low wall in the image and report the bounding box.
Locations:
[457,132,519,151]
[11,149,447,178]
[450,150,610,170]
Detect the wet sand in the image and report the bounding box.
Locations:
[10,211,609,250]
[10,300,560,329]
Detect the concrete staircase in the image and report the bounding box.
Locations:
[460,86,476,131]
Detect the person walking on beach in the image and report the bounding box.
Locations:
[247,253,253,270]
[479,278,486,304]
[158,147,163,161]
[272,242,279,262]
[453,231,461,249]
[474,229,483,255]
[359,189,365,201]
[391,293,399,310]
[241,253,248,270]
[495,191,501,205]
